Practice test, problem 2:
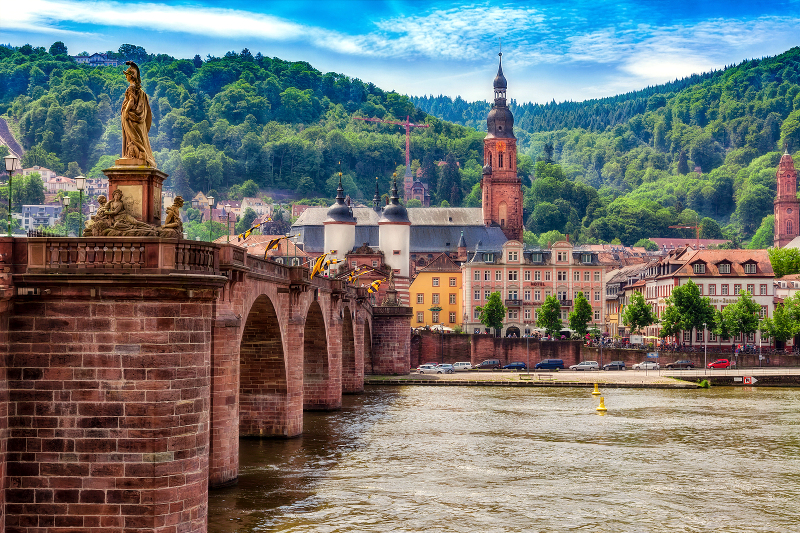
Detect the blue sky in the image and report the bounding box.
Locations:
[3,1,800,103]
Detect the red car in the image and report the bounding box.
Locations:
[708,359,735,369]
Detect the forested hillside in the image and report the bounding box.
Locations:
[0,42,485,208]
[414,47,800,247]
[3,42,800,246]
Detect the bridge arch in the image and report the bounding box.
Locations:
[303,300,338,409]
[239,294,290,436]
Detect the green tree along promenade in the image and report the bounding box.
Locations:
[537,295,562,337]
[476,292,506,336]
[4,43,800,246]
[621,291,657,335]
[659,280,716,341]
[568,291,593,338]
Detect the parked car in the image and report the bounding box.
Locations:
[503,361,527,370]
[632,361,660,370]
[436,364,455,374]
[453,362,473,371]
[708,359,735,369]
[569,361,599,371]
[475,359,502,370]
[603,361,626,371]
[417,364,438,374]
[535,359,565,370]
[665,360,696,369]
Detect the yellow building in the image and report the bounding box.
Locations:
[409,253,463,330]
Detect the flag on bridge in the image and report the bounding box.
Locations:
[367,278,385,293]
[310,253,328,279]
[262,234,299,259]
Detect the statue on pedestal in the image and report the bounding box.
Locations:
[120,61,156,168]
[158,196,185,238]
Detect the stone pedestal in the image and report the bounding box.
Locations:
[104,163,168,225]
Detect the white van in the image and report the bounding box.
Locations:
[453,362,472,371]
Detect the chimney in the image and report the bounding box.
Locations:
[566,233,569,243]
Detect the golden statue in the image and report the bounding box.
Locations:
[121,61,156,167]
[158,196,185,238]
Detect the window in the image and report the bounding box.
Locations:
[747,284,754,294]
[432,278,439,287]
[432,294,440,304]
[760,306,767,319]
[789,220,794,235]
[450,294,456,304]
[696,330,704,342]
[449,312,456,323]
[474,309,480,319]
[534,271,541,281]
[594,291,600,302]
[581,253,591,263]
[524,270,531,281]
[584,271,590,281]
[557,251,568,261]
[594,272,601,282]
[760,284,767,295]
[432,311,439,322]
[508,270,518,281]
[734,284,741,295]
[709,332,717,342]
[594,310,600,321]
[449,277,457,287]
[416,312,424,323]
[393,250,400,255]
[744,263,757,274]
[574,271,581,281]
[534,309,540,320]
[417,294,424,304]
[560,309,569,320]
[683,331,691,342]
[524,309,531,320]
[557,271,567,281]
[531,253,543,262]
[484,253,494,262]
[474,290,480,301]
[474,270,480,281]
[693,263,706,274]
[708,284,716,296]
[718,263,730,274]
[721,284,729,295]
[698,284,703,295]
[485,290,491,300]
[558,290,568,300]
[496,271,502,281]
[524,289,531,301]
[508,251,518,261]
[484,270,490,281]
[545,271,551,281]
[508,309,518,319]
[534,290,541,301]
[508,290,518,300]
[372,260,378,267]
[351,261,357,268]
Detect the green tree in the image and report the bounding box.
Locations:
[406,198,422,207]
[49,41,68,56]
[568,291,593,337]
[661,280,716,340]
[699,217,724,239]
[634,238,658,251]
[621,291,657,334]
[240,179,259,198]
[677,150,689,175]
[749,215,774,249]
[476,292,506,336]
[537,295,562,336]
[760,293,800,343]
[235,207,258,234]
[768,247,800,277]
[65,162,82,178]
[715,291,761,340]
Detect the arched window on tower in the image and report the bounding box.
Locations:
[499,152,504,168]
[789,220,794,235]
[487,152,492,167]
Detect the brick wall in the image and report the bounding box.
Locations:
[341,309,362,394]
[5,286,215,533]
[303,301,341,410]
[371,307,412,374]
[0,301,9,533]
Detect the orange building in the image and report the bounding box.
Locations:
[409,253,463,329]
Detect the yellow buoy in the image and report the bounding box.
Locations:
[592,383,601,396]
[596,396,608,412]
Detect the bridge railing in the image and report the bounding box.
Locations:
[25,237,221,275]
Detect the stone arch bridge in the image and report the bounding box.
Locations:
[0,236,411,533]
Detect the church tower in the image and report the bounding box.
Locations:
[481,53,523,242]
[774,147,799,247]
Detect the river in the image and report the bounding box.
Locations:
[208,386,800,532]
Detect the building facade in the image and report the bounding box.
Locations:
[409,253,463,329]
[774,149,799,248]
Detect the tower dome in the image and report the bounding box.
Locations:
[493,55,507,90]
[325,173,356,223]
[379,176,410,224]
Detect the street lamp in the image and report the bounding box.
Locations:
[207,195,214,242]
[225,203,231,243]
[75,176,85,236]
[703,322,708,374]
[4,154,18,236]
[61,194,70,233]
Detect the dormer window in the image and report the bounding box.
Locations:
[693,263,706,274]
[581,253,591,264]
[718,263,730,274]
[531,253,542,262]
[744,263,757,274]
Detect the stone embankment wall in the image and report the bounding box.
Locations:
[581,347,800,368]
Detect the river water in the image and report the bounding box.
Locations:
[208,386,800,532]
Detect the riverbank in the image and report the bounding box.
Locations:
[365,368,800,388]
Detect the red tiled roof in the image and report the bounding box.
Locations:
[673,249,773,277]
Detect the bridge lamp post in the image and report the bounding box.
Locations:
[225,203,231,243]
[75,176,85,236]
[5,154,18,237]
[703,322,707,375]
[207,195,214,242]
[61,194,70,234]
